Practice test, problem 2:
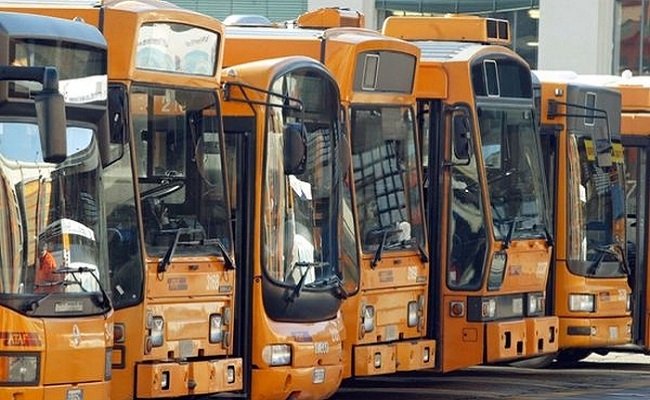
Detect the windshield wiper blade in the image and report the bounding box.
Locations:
[158,228,191,273]
[587,242,626,276]
[371,226,403,268]
[52,266,112,311]
[202,238,236,270]
[285,261,328,303]
[502,219,519,249]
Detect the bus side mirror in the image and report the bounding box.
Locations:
[284,122,306,175]
[35,89,67,164]
[452,113,472,161]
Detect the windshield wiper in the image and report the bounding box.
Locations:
[285,261,329,303]
[371,226,403,268]
[502,219,519,249]
[587,242,627,276]
[202,238,236,270]
[52,266,112,311]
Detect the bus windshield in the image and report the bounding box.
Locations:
[352,106,425,253]
[566,134,627,278]
[0,122,109,305]
[131,85,231,257]
[261,72,339,291]
[478,106,549,242]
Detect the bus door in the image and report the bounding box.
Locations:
[623,134,649,348]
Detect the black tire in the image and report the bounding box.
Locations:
[509,353,557,369]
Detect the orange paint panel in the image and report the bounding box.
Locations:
[0,380,110,400]
[42,317,110,385]
[251,365,342,400]
[439,297,484,372]
[485,319,527,363]
[395,339,436,371]
[353,343,396,376]
[525,316,559,356]
[558,316,632,349]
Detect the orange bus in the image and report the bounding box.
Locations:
[2,1,243,398]
[224,8,435,380]
[0,12,113,400]
[383,15,558,372]
[532,71,630,365]
[221,55,346,399]
[614,75,650,352]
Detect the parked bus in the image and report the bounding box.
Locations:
[531,71,630,365]
[224,8,435,380]
[613,75,650,352]
[221,55,346,399]
[0,11,113,400]
[2,1,243,398]
[383,15,558,372]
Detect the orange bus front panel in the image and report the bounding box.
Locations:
[353,343,397,376]
[559,316,632,349]
[525,316,559,356]
[251,364,343,400]
[0,380,109,400]
[135,358,242,398]
[395,339,436,371]
[485,319,527,363]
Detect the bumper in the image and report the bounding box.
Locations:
[135,358,243,398]
[0,381,110,400]
[252,364,343,400]
[560,316,632,348]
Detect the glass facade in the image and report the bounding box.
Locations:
[615,0,650,75]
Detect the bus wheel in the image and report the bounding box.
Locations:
[552,349,592,367]
[509,353,557,369]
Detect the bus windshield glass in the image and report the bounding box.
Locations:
[131,85,231,257]
[351,106,425,253]
[0,122,109,304]
[567,134,627,277]
[261,71,339,290]
[136,22,218,76]
[478,106,549,242]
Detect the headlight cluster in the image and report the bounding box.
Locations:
[407,295,426,331]
[360,304,375,336]
[262,344,292,366]
[569,294,596,312]
[145,311,165,354]
[526,292,545,316]
[0,353,39,385]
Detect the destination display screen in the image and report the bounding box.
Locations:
[136,22,219,76]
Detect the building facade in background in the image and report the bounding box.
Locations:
[167,0,648,75]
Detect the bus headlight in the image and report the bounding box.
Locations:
[527,293,545,316]
[569,294,595,312]
[626,294,632,312]
[209,314,223,343]
[361,305,375,334]
[407,301,419,327]
[0,354,40,384]
[150,316,165,347]
[481,298,497,319]
[262,344,292,366]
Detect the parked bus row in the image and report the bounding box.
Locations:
[1,2,649,400]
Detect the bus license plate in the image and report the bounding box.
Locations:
[67,389,83,400]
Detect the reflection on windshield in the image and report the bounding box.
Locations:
[567,134,627,277]
[351,106,424,254]
[129,86,231,257]
[261,71,339,289]
[478,107,548,241]
[0,122,108,304]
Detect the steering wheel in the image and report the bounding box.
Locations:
[140,180,185,200]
